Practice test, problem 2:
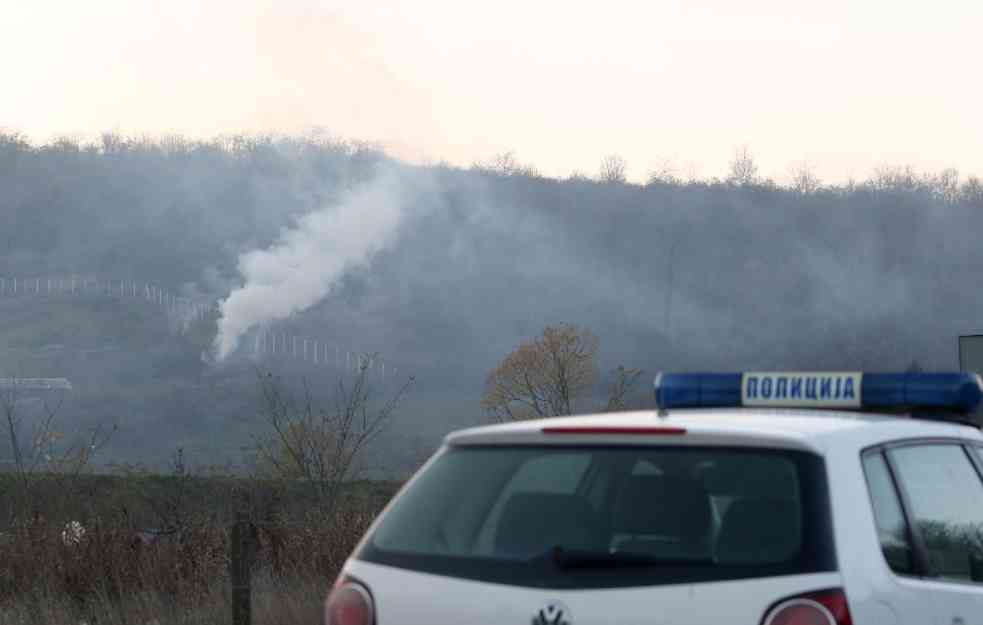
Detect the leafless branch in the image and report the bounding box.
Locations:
[252,355,413,513]
[606,366,643,411]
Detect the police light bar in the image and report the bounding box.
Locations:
[653,371,983,414]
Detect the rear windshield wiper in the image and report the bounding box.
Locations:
[551,546,713,569]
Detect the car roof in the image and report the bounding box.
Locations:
[446,408,983,455]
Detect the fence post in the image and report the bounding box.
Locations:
[230,513,255,625]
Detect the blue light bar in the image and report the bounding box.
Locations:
[654,371,983,414]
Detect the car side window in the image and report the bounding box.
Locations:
[862,452,916,575]
[889,444,983,583]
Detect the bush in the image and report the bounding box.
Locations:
[0,479,390,625]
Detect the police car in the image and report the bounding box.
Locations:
[326,371,983,625]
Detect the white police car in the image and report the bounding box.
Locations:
[326,371,983,625]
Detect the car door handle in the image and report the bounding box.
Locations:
[951,617,965,625]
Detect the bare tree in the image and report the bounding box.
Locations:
[868,165,924,192]
[646,157,680,186]
[482,324,599,421]
[606,366,643,411]
[567,170,591,182]
[599,154,628,183]
[489,151,520,175]
[933,168,960,203]
[473,151,541,178]
[253,355,413,512]
[789,161,821,194]
[962,176,983,207]
[50,135,82,153]
[682,161,703,184]
[100,131,129,155]
[0,378,114,521]
[0,129,29,151]
[727,145,759,186]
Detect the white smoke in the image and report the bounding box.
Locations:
[214,169,415,361]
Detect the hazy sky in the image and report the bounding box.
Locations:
[2,0,980,182]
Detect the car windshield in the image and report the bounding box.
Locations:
[358,445,835,588]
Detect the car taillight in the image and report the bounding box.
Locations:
[763,588,852,625]
[325,577,374,625]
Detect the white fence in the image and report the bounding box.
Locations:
[0,378,73,391]
[0,276,400,379]
[0,276,214,327]
[247,329,398,380]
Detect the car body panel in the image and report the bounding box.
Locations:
[337,408,983,624]
[345,560,842,625]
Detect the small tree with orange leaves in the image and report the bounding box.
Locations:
[482,324,601,421]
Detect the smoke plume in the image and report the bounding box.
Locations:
[214,168,415,360]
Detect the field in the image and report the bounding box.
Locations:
[0,472,400,625]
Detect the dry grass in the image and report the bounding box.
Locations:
[0,506,377,625]
[0,575,325,625]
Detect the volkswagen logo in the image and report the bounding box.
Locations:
[532,600,571,625]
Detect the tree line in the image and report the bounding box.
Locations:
[475,144,983,203]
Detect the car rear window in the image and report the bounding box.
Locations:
[356,445,835,588]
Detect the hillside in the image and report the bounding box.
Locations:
[3,132,983,470]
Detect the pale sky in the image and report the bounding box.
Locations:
[2,0,980,183]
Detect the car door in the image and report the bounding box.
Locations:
[861,449,939,625]
[887,441,983,625]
